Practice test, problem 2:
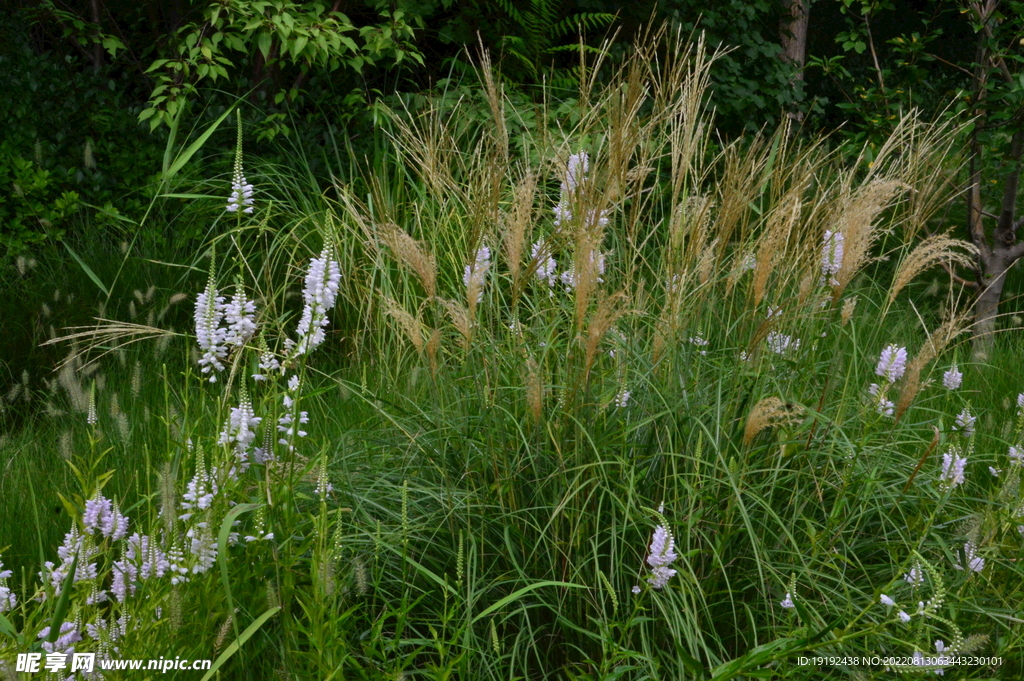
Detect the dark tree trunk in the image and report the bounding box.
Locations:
[964,2,1024,357]
[90,0,104,74]
[779,0,809,122]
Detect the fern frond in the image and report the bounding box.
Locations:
[550,13,617,41]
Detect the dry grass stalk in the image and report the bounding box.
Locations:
[583,292,628,377]
[574,229,605,332]
[526,358,543,423]
[502,169,536,288]
[887,233,977,305]
[382,296,425,354]
[697,237,719,286]
[379,224,437,298]
[752,188,803,308]
[44,321,178,373]
[426,328,441,377]
[718,141,770,284]
[897,117,966,240]
[475,39,509,165]
[895,311,972,420]
[744,397,804,447]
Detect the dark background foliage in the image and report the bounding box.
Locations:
[4,0,1024,426]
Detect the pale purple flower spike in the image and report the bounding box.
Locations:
[644,512,678,590]
[876,345,908,383]
[942,364,962,390]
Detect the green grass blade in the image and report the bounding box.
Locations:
[47,552,79,644]
[217,502,261,640]
[163,105,236,182]
[62,242,110,297]
[471,581,585,624]
[199,606,281,681]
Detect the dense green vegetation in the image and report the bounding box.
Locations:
[3,2,1024,679]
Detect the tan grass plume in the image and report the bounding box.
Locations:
[895,311,972,420]
[744,397,804,447]
[887,233,977,306]
[382,296,425,354]
[379,224,437,298]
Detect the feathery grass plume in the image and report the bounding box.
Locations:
[59,430,73,460]
[744,397,804,447]
[130,361,142,398]
[214,610,236,653]
[895,312,972,420]
[665,194,714,284]
[719,140,771,292]
[525,358,543,423]
[382,296,425,354]
[55,348,87,412]
[379,91,463,206]
[83,138,94,169]
[109,393,129,441]
[438,299,471,350]
[887,233,977,307]
[583,292,628,379]
[502,169,536,291]
[475,40,509,162]
[841,296,858,326]
[573,229,607,332]
[379,224,436,299]
[893,113,966,241]
[463,244,491,316]
[752,185,804,309]
[831,178,908,295]
[697,237,719,286]
[87,381,97,425]
[426,328,441,378]
[597,570,619,617]
[159,461,176,541]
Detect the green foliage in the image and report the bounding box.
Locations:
[29,0,126,62]
[0,146,81,254]
[140,0,425,129]
[0,13,166,248]
[492,0,616,87]
[658,0,812,134]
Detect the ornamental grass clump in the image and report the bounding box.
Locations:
[4,22,1023,681]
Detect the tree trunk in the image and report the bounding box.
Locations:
[779,0,809,122]
[970,127,1024,358]
[974,255,1011,358]
[90,0,104,75]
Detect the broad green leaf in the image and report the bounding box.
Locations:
[0,612,15,639]
[258,32,272,60]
